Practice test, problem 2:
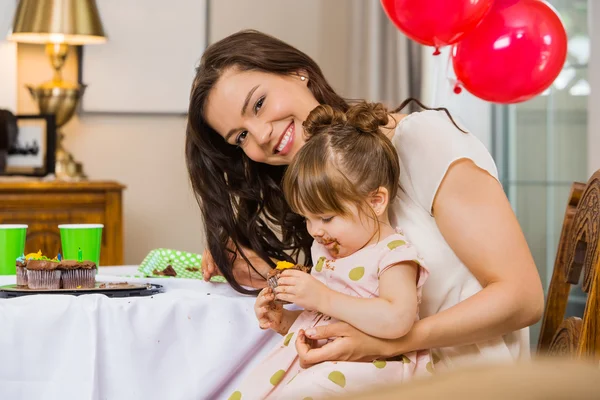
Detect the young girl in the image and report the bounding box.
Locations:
[229,103,431,400]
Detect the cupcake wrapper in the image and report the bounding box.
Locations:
[27,270,61,290]
[61,269,96,289]
[267,275,292,305]
[16,266,28,286]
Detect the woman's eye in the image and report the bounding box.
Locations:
[254,96,265,114]
[235,131,248,146]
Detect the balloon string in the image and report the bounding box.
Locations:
[445,47,452,81]
[446,46,463,94]
[431,49,440,107]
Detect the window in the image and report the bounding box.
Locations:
[493,0,590,347]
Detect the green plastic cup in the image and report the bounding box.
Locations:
[59,224,103,266]
[0,224,28,275]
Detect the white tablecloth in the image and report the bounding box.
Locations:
[0,267,281,400]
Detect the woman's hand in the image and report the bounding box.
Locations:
[201,248,221,281]
[201,243,273,288]
[294,322,397,368]
[274,270,330,311]
[255,287,283,332]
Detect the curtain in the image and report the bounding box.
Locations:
[346,0,422,112]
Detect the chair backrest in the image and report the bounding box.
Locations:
[537,169,600,360]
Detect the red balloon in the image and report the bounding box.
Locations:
[452,0,568,104]
[381,0,493,53]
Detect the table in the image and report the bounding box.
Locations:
[0,267,281,400]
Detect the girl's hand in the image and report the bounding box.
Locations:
[201,242,272,288]
[295,322,398,368]
[274,269,330,311]
[255,287,283,332]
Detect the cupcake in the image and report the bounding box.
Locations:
[26,258,61,289]
[267,261,311,304]
[15,255,27,287]
[58,260,97,289]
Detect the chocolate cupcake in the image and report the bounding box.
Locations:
[15,255,27,287]
[26,259,61,289]
[58,260,97,289]
[267,261,311,304]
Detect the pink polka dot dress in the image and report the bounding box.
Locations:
[229,232,432,400]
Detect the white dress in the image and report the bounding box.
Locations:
[389,109,530,370]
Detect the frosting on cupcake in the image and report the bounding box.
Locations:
[26,259,60,270]
[275,261,295,270]
[58,260,97,270]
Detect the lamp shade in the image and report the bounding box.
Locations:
[8,0,106,44]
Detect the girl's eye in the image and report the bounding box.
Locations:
[235,131,248,146]
[254,96,265,114]
[321,216,334,223]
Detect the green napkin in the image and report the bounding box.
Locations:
[138,248,227,283]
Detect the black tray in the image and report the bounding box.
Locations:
[0,282,164,298]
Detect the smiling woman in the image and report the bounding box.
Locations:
[186,29,543,381]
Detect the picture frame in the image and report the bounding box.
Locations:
[4,114,56,177]
[78,0,208,115]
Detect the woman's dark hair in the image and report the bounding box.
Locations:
[186,29,462,294]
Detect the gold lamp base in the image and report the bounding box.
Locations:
[27,43,89,180]
[28,84,87,180]
[56,147,87,180]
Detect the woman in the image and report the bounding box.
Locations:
[185,29,544,370]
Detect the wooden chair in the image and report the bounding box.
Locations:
[537,169,600,360]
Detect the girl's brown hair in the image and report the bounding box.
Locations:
[283,102,400,222]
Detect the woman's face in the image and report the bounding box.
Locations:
[205,68,319,166]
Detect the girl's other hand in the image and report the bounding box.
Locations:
[255,287,283,332]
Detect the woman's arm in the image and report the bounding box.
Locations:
[295,160,544,365]
[318,263,418,339]
[411,159,543,348]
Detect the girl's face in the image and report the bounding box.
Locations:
[205,68,319,166]
[304,204,380,259]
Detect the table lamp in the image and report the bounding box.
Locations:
[8,0,106,180]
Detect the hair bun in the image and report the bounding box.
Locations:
[303,104,347,136]
[346,102,389,135]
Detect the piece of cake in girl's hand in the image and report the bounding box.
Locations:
[267,260,311,291]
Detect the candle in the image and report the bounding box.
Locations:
[77,247,82,262]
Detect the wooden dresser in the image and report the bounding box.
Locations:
[0,180,125,266]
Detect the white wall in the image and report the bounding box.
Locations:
[16,0,353,265]
[209,0,351,95]
[17,44,202,265]
[0,0,17,111]
[589,0,600,175]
